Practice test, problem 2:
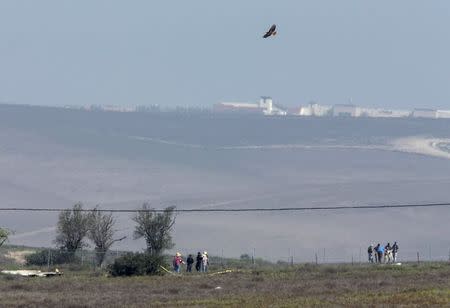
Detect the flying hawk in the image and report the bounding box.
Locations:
[263,24,277,38]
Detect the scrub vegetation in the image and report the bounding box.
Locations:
[0,259,448,307]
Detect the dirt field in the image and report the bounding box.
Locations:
[0,263,449,307]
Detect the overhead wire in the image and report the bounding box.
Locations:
[0,202,449,213]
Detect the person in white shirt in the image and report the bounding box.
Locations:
[201,251,209,272]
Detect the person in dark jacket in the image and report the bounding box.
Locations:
[392,242,399,262]
[374,244,380,263]
[367,245,374,263]
[195,252,202,272]
[186,254,194,272]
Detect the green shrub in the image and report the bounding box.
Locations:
[25,249,79,266]
[108,253,166,277]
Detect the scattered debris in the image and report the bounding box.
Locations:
[214,286,222,290]
[1,269,62,277]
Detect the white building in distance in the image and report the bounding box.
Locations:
[359,108,411,118]
[437,110,450,119]
[299,103,332,116]
[412,108,437,119]
[332,104,360,117]
[214,97,287,115]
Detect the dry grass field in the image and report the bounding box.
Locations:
[0,262,449,307]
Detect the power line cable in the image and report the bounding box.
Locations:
[0,202,449,213]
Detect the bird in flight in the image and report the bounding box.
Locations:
[263,24,277,38]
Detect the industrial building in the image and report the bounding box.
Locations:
[412,108,438,119]
[359,108,411,118]
[213,97,450,120]
[214,97,287,116]
[299,103,332,117]
[437,110,450,119]
[332,104,360,117]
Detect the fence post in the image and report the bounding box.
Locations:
[429,245,432,262]
[351,255,354,266]
[315,253,318,265]
[417,252,420,264]
[323,248,326,263]
[359,247,362,265]
[47,249,51,271]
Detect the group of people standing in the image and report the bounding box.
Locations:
[172,251,209,273]
[368,242,399,264]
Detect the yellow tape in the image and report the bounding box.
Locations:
[159,265,177,275]
[159,266,240,277]
[207,269,236,276]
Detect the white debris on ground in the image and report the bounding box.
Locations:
[1,269,62,277]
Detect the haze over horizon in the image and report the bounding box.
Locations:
[1,1,450,109]
[0,104,449,261]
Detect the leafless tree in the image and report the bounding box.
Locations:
[0,228,10,248]
[55,203,90,258]
[87,207,125,267]
[133,204,176,256]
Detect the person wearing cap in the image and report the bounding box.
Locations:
[201,251,209,272]
[172,252,184,273]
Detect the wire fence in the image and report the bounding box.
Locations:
[173,246,450,268]
[1,246,449,273]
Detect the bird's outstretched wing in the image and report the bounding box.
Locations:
[263,24,277,38]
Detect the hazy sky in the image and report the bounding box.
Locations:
[1,1,450,109]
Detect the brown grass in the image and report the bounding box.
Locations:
[0,263,448,307]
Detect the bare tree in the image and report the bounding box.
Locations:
[55,203,90,258]
[133,204,176,256]
[87,207,125,267]
[0,228,10,248]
